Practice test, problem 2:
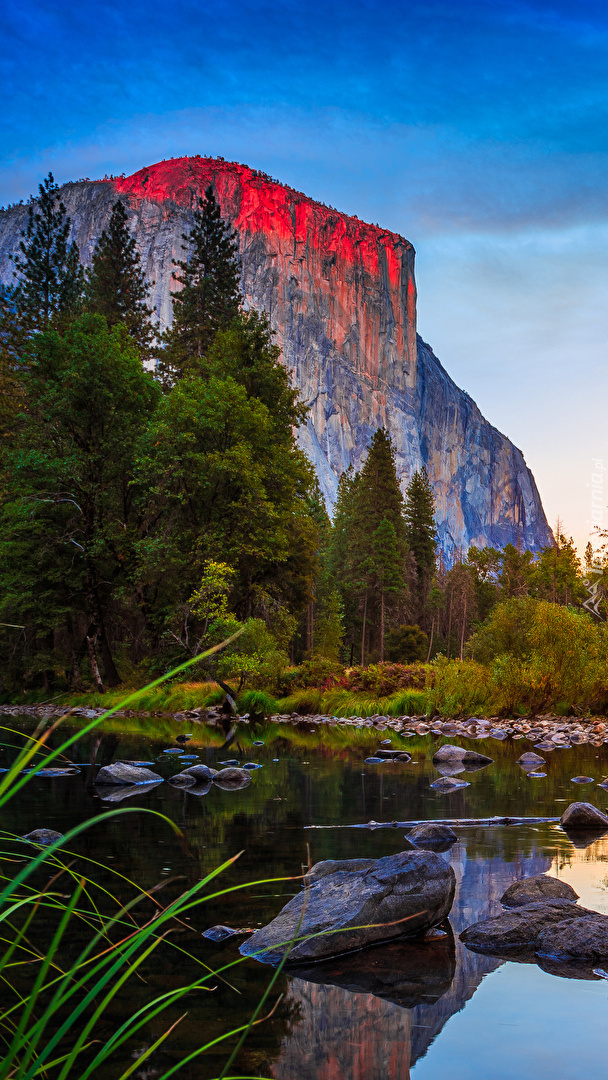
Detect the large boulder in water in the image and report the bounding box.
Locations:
[407,822,458,850]
[560,802,608,830]
[461,899,591,952]
[170,763,218,786]
[501,875,579,908]
[95,762,162,786]
[240,849,456,964]
[537,914,608,960]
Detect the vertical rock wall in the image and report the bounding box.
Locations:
[0,156,553,556]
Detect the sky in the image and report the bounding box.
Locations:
[1,0,607,554]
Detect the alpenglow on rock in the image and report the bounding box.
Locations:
[0,157,553,556]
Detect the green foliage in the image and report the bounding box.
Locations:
[426,656,494,717]
[384,624,428,663]
[11,172,83,332]
[84,198,155,359]
[403,466,437,621]
[162,184,241,378]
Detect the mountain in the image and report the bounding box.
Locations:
[0,156,553,556]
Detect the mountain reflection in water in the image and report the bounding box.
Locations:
[271,841,551,1079]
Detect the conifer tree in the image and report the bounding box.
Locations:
[85,199,155,358]
[162,184,241,378]
[403,466,437,623]
[11,173,83,332]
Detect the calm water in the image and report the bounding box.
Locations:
[3,718,608,1079]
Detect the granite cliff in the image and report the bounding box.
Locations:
[0,157,553,556]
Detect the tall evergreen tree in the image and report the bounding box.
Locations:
[11,173,83,333]
[85,199,155,359]
[403,466,437,624]
[162,184,241,378]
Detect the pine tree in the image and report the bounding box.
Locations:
[403,467,437,624]
[85,199,155,359]
[162,184,241,378]
[11,173,83,332]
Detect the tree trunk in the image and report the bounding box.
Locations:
[361,592,368,667]
[426,616,435,662]
[380,590,385,661]
[446,588,453,660]
[86,631,105,693]
[460,592,467,661]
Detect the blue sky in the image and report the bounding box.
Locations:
[2,0,607,550]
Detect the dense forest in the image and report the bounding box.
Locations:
[1,174,606,707]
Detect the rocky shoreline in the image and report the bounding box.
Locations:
[3,702,608,747]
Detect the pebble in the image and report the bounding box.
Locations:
[364,757,385,764]
[527,771,547,778]
[219,759,240,766]
[242,762,263,770]
[571,776,594,784]
[253,740,264,746]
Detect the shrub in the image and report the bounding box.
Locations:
[384,624,428,663]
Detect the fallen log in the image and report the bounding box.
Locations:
[304,815,561,831]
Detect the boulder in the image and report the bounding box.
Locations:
[460,899,591,952]
[537,914,608,960]
[374,749,412,762]
[407,822,458,850]
[517,752,546,768]
[501,875,579,908]
[571,776,594,784]
[433,745,467,763]
[560,802,608,830]
[170,763,217,785]
[462,751,494,767]
[95,762,163,786]
[22,828,64,846]
[212,767,252,790]
[304,858,377,885]
[430,777,470,794]
[240,849,456,964]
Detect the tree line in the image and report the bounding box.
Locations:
[0,173,604,696]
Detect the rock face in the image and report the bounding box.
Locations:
[501,875,579,907]
[240,849,456,964]
[0,157,553,557]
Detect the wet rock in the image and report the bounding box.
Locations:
[527,771,547,778]
[364,757,385,764]
[433,745,467,763]
[560,802,608,830]
[501,875,579,908]
[213,767,252,790]
[430,777,470,794]
[460,899,591,952]
[202,924,249,941]
[175,734,191,743]
[95,762,163,786]
[407,822,458,850]
[462,751,494,766]
[219,759,240,766]
[22,828,64,846]
[489,729,508,740]
[374,749,412,762]
[517,752,546,768]
[174,763,217,783]
[304,858,377,886]
[242,762,263,770]
[571,776,594,784]
[240,849,456,964]
[537,914,608,960]
[118,760,155,767]
[288,932,456,1009]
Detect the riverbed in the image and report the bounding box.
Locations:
[3,717,608,1079]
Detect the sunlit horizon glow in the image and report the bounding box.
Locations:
[2,0,607,555]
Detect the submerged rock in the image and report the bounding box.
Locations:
[202,924,251,941]
[560,802,608,830]
[430,777,470,794]
[170,763,218,785]
[95,781,163,802]
[537,914,608,960]
[288,932,456,1009]
[22,828,64,846]
[240,849,456,964]
[517,752,546,769]
[213,767,252,789]
[95,762,162,786]
[461,899,590,952]
[501,875,579,908]
[407,822,458,850]
[571,776,594,784]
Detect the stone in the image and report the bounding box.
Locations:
[0,161,554,556]
[560,802,608,830]
[22,828,64,846]
[571,776,594,784]
[430,777,470,794]
[212,767,252,790]
[432,745,467,763]
[462,750,494,766]
[501,875,579,907]
[95,781,163,802]
[537,914,608,960]
[242,762,263,770]
[304,858,377,886]
[202,925,245,942]
[407,822,458,849]
[374,749,412,762]
[517,752,546,767]
[95,762,163,786]
[364,757,384,764]
[461,900,590,951]
[240,849,456,964]
[171,763,217,784]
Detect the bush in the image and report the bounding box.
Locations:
[342,662,428,695]
[384,624,428,663]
